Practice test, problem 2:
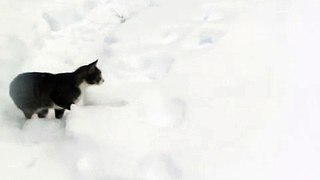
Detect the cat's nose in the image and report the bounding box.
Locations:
[100,78,105,84]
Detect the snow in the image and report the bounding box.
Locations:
[1,0,320,179]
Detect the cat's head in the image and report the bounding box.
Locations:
[75,59,104,85]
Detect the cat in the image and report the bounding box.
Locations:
[9,60,104,119]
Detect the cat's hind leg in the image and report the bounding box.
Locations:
[37,109,49,118]
[54,109,65,119]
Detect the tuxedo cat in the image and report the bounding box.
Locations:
[9,60,104,119]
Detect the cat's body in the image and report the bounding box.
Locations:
[9,60,104,119]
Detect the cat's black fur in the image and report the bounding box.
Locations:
[9,60,104,119]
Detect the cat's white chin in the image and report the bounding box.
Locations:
[79,81,89,90]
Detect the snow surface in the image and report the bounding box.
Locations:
[1,0,320,179]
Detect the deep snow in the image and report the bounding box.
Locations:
[1,0,320,179]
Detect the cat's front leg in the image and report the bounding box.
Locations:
[37,109,49,118]
[51,92,73,110]
[51,89,79,110]
[55,109,65,119]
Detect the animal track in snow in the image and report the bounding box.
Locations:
[199,2,238,23]
[42,9,83,31]
[104,36,119,45]
[110,54,175,82]
[142,55,175,81]
[179,2,237,50]
[157,25,192,45]
[181,28,226,50]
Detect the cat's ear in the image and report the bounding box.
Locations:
[88,59,98,73]
[88,59,98,67]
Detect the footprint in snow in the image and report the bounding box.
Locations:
[110,54,175,82]
[200,2,237,23]
[180,2,237,50]
[142,55,174,81]
[181,29,226,50]
[42,8,83,32]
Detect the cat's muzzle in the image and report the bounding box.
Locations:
[99,78,105,84]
